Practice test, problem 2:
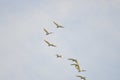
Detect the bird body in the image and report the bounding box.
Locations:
[53,21,64,28]
[44,40,56,47]
[43,28,52,35]
[56,54,62,58]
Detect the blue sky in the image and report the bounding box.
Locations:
[0,0,120,80]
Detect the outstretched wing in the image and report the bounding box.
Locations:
[44,40,51,45]
[53,21,59,27]
[43,28,52,35]
[68,58,73,60]
[68,58,77,63]
[71,63,78,66]
[76,75,86,80]
[59,25,64,28]
[43,28,49,34]
[51,44,56,47]
[81,69,86,72]
[76,75,82,78]
[53,21,64,28]
[44,40,56,47]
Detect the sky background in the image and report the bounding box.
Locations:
[0,0,120,80]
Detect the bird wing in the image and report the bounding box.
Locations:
[84,77,86,80]
[44,40,51,45]
[50,43,56,47]
[44,40,56,47]
[68,58,75,61]
[44,28,49,33]
[53,21,59,27]
[76,65,80,72]
[59,25,64,28]
[68,58,77,63]
[76,61,81,68]
[68,58,73,60]
[77,75,86,80]
[53,21,64,28]
[76,75,82,78]
[77,64,81,71]
[71,63,78,66]
[81,69,86,72]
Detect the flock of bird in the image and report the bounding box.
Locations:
[43,21,87,80]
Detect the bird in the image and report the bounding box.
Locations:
[71,63,86,72]
[53,21,64,28]
[71,63,81,72]
[44,40,56,47]
[43,28,52,35]
[68,58,78,63]
[56,54,62,58]
[76,75,86,80]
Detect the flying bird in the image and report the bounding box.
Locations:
[53,21,64,28]
[68,58,78,63]
[71,63,81,72]
[56,54,62,58]
[44,40,56,47]
[76,75,86,80]
[71,63,86,72]
[43,28,52,35]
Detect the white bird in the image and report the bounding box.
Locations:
[71,63,86,72]
[44,40,56,47]
[53,21,64,28]
[56,54,62,58]
[76,75,86,80]
[71,63,81,72]
[43,28,52,35]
